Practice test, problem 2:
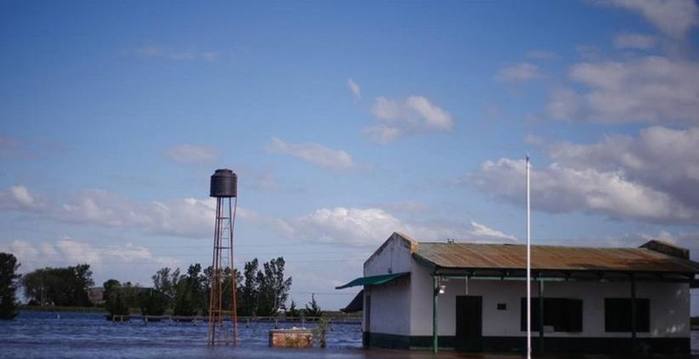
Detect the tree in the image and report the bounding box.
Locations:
[239,259,259,316]
[304,293,322,317]
[256,257,292,316]
[22,264,94,307]
[286,300,300,318]
[173,264,204,316]
[138,288,168,316]
[0,253,20,319]
[103,279,128,318]
[152,267,180,305]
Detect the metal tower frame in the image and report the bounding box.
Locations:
[207,192,239,345]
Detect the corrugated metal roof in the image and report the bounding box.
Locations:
[414,242,699,273]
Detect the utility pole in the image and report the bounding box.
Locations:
[526,155,532,359]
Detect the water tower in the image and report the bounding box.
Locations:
[207,169,239,346]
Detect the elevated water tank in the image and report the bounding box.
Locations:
[210,169,237,197]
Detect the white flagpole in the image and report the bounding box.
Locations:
[526,155,532,359]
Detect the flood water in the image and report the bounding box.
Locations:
[2,311,699,358]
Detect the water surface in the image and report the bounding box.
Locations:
[3,311,699,358]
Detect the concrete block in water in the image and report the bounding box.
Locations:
[268,328,313,348]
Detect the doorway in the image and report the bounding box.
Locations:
[455,295,483,352]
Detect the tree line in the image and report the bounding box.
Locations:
[0,252,323,320]
[104,257,298,318]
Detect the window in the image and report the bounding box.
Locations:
[520,298,583,332]
[497,303,507,311]
[604,298,650,332]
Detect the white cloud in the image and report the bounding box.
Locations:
[0,185,44,211]
[472,158,696,223]
[278,207,516,247]
[548,56,699,124]
[366,96,454,143]
[57,191,224,238]
[0,185,255,239]
[549,126,699,215]
[347,78,361,100]
[165,144,218,165]
[495,63,542,82]
[613,33,657,49]
[471,126,699,224]
[600,0,699,39]
[0,238,178,282]
[469,221,517,241]
[284,207,403,246]
[267,137,354,170]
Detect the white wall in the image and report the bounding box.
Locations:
[365,276,411,335]
[409,270,690,338]
[364,233,413,276]
[363,234,414,334]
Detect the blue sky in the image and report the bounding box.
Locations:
[2,0,699,311]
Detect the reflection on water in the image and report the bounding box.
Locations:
[3,311,699,358]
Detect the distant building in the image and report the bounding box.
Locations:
[337,232,699,354]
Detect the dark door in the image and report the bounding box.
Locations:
[455,296,483,352]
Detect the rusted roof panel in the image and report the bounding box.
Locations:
[414,242,699,273]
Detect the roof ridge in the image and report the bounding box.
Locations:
[418,241,645,250]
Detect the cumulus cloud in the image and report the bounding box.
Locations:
[0,238,177,276]
[495,63,542,82]
[471,126,699,224]
[0,185,44,211]
[165,144,218,165]
[267,137,354,170]
[599,0,699,39]
[469,221,517,241]
[279,207,516,247]
[613,33,657,49]
[347,78,361,100]
[0,185,255,239]
[58,191,223,238]
[549,126,699,216]
[366,96,454,143]
[548,56,699,124]
[472,158,695,223]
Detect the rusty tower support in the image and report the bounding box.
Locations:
[207,169,239,346]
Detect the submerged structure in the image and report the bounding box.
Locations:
[337,232,699,354]
[207,169,239,345]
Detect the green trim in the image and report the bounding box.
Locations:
[335,272,409,289]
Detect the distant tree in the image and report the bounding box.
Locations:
[173,264,204,316]
[120,282,142,309]
[0,253,20,319]
[304,293,322,317]
[152,267,180,305]
[22,264,94,306]
[239,259,259,316]
[138,288,168,316]
[103,279,128,318]
[286,300,300,318]
[256,257,292,316]
[228,268,243,312]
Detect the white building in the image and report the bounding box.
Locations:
[336,232,699,354]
